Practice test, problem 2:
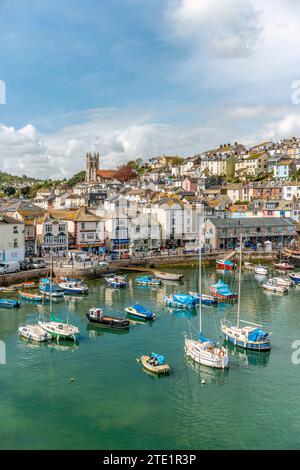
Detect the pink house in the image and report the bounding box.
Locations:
[181,177,198,192]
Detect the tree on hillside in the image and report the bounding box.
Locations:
[67,171,86,187]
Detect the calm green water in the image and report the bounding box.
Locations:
[0,267,300,450]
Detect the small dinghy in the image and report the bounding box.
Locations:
[86,308,130,330]
[58,280,89,295]
[0,298,21,309]
[135,276,161,287]
[105,275,127,288]
[140,353,170,375]
[125,304,156,321]
[189,292,218,305]
[209,280,238,302]
[273,262,294,271]
[262,279,288,294]
[288,272,300,284]
[19,324,51,342]
[272,277,293,288]
[154,271,183,281]
[18,291,44,302]
[244,262,256,271]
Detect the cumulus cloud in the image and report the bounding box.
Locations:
[168,0,263,59]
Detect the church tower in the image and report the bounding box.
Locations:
[85,152,99,183]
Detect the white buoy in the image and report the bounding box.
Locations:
[201,379,206,385]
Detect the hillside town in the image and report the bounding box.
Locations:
[1,136,300,265]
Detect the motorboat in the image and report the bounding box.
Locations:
[153,271,184,281]
[58,280,89,295]
[105,275,127,288]
[0,298,21,309]
[271,277,293,288]
[188,292,218,305]
[39,318,79,341]
[86,308,130,330]
[254,265,269,275]
[209,280,238,302]
[140,353,170,375]
[125,304,156,321]
[135,276,161,287]
[244,262,256,271]
[262,279,288,294]
[164,293,196,309]
[216,259,235,271]
[19,324,51,342]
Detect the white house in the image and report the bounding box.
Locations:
[0,214,25,263]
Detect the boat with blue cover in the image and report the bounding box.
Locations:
[135,276,161,286]
[0,298,21,309]
[125,304,156,321]
[164,293,196,309]
[39,278,65,298]
[140,353,170,375]
[210,280,238,302]
[189,291,218,305]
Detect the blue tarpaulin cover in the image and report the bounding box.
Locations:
[173,294,194,305]
[213,280,235,296]
[134,304,153,318]
[150,353,165,365]
[248,329,269,342]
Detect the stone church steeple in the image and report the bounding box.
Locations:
[85,152,99,183]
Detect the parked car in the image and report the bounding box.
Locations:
[31,259,46,269]
[98,261,109,268]
[0,262,21,274]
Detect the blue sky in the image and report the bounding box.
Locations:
[1,0,300,178]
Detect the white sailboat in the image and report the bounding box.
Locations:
[221,236,271,351]
[39,255,79,342]
[184,207,229,369]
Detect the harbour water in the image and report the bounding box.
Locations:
[0,267,300,449]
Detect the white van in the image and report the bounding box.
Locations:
[0,262,21,274]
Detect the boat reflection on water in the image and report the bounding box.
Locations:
[86,323,130,338]
[226,341,270,366]
[185,356,229,385]
[167,308,196,320]
[47,340,79,352]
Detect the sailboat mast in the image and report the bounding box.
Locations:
[199,204,203,334]
[50,253,53,316]
[237,233,242,329]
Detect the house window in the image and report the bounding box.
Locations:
[45,225,52,232]
[59,225,65,232]
[81,233,85,240]
[87,233,94,240]
[13,239,18,248]
[44,236,53,244]
[81,223,85,230]
[13,226,18,234]
[136,226,140,233]
[58,235,66,244]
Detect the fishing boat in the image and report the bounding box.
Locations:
[164,293,196,309]
[105,275,127,288]
[22,281,37,288]
[86,307,130,330]
[125,304,156,321]
[38,256,79,341]
[58,280,89,295]
[188,292,218,305]
[216,259,235,271]
[0,298,21,309]
[254,265,269,275]
[39,278,65,298]
[135,276,161,287]
[18,291,44,302]
[18,325,51,342]
[262,279,288,294]
[288,272,300,284]
[153,271,184,281]
[221,236,271,351]
[140,353,170,375]
[273,261,294,270]
[209,280,238,302]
